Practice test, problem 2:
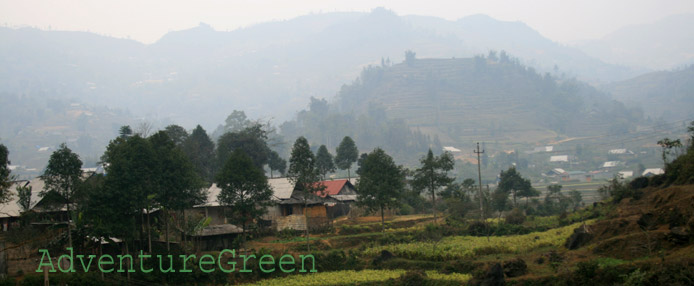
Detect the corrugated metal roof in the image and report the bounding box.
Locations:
[198,177,296,207]
[0,178,45,218]
[550,155,568,162]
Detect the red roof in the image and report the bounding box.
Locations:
[314,179,350,197]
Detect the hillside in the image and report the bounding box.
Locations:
[603,65,694,121]
[334,55,643,144]
[0,9,641,131]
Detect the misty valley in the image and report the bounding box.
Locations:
[1,7,693,286]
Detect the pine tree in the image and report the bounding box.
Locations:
[42,143,83,248]
[315,145,335,180]
[335,136,358,179]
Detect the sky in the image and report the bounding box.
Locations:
[1,0,693,44]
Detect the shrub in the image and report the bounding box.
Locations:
[506,208,526,225]
[397,270,427,286]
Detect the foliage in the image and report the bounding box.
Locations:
[335,136,359,179]
[163,124,189,146]
[0,143,13,204]
[41,143,83,202]
[497,167,536,207]
[16,183,32,211]
[598,176,641,203]
[182,125,216,182]
[315,145,336,179]
[217,124,271,169]
[268,150,287,178]
[216,149,273,242]
[364,221,594,260]
[356,148,405,231]
[506,208,526,225]
[411,149,455,221]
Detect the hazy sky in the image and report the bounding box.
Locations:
[2,0,692,44]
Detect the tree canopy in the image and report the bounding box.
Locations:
[216,149,273,244]
[315,145,335,180]
[335,136,358,179]
[356,148,405,231]
[182,125,216,182]
[411,149,455,222]
[0,144,13,204]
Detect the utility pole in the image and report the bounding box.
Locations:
[474,142,485,220]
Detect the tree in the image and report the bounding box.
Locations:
[182,125,216,182]
[17,184,32,212]
[119,125,133,138]
[0,144,14,204]
[41,143,83,248]
[335,136,358,179]
[100,135,157,251]
[164,124,189,146]
[356,148,404,232]
[657,138,682,167]
[216,150,273,245]
[411,149,455,223]
[497,167,536,207]
[217,124,271,170]
[149,131,206,251]
[268,151,287,178]
[287,137,324,250]
[355,153,369,176]
[315,145,335,180]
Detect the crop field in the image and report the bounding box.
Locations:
[239,269,471,286]
[363,221,595,260]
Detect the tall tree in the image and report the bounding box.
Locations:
[216,150,273,245]
[356,148,404,232]
[101,135,157,251]
[182,125,216,182]
[268,150,287,178]
[315,145,335,180]
[497,167,535,207]
[217,124,271,170]
[335,136,358,179]
[0,144,14,204]
[17,184,32,212]
[657,138,682,167]
[41,143,83,248]
[287,137,324,250]
[149,131,206,251]
[164,124,189,146]
[411,149,455,223]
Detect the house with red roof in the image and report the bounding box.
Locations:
[314,179,357,218]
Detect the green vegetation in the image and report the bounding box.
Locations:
[363,221,594,260]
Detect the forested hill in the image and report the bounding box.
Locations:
[604,65,694,121]
[281,54,644,161]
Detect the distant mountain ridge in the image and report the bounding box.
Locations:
[1,9,645,131]
[604,65,694,121]
[576,14,694,70]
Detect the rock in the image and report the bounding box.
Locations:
[502,258,527,278]
[565,225,593,250]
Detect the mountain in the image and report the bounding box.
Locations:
[603,65,694,121]
[1,9,642,129]
[576,14,694,70]
[280,55,644,164]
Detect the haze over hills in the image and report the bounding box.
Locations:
[1,8,691,171]
[281,54,645,162]
[603,65,694,121]
[1,9,646,128]
[576,14,694,71]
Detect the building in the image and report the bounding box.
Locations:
[550,155,569,163]
[642,168,664,177]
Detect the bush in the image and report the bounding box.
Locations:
[629,177,649,190]
[506,208,526,225]
[397,270,427,286]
